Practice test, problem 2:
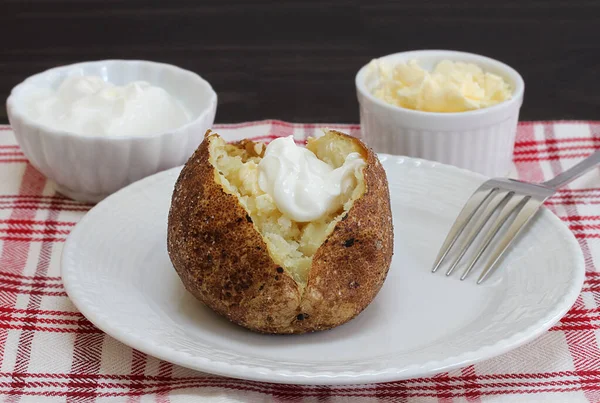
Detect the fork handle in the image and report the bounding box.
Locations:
[542,150,600,189]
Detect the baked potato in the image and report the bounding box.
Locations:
[167,129,393,334]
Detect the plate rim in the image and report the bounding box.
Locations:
[61,155,586,385]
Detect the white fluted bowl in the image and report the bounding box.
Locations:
[6,60,217,203]
[356,50,524,177]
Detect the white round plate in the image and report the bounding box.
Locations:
[61,155,585,385]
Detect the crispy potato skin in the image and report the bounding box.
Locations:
[167,130,393,334]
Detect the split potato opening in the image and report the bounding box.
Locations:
[209,132,367,286]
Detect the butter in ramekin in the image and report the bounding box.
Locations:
[368,59,512,113]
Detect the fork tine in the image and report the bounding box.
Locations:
[460,196,531,281]
[445,191,514,276]
[476,198,543,284]
[431,186,498,273]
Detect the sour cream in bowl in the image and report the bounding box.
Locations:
[23,75,193,137]
[7,60,217,202]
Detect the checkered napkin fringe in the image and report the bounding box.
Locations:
[0,120,599,403]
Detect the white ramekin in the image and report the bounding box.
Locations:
[356,50,524,177]
[6,60,217,203]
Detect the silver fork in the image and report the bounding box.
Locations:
[432,150,600,284]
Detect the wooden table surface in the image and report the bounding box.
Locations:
[2,0,599,124]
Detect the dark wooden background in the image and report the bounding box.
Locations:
[2,0,599,124]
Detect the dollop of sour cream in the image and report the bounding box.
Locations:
[23,75,191,136]
[257,136,365,222]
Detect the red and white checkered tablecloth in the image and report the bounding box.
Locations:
[0,120,599,402]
